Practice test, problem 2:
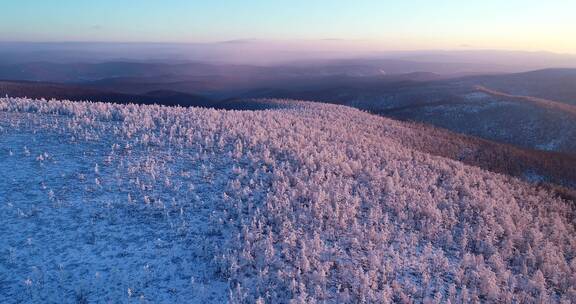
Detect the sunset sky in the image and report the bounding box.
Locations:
[1,0,575,53]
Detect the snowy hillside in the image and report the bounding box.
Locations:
[1,97,575,303]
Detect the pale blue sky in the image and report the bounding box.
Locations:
[1,0,575,52]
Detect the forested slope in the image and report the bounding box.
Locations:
[0,97,575,303]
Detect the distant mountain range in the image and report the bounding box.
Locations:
[1,57,575,166]
[239,69,576,154]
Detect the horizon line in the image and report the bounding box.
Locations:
[1,40,575,56]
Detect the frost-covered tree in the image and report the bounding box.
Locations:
[0,96,575,303]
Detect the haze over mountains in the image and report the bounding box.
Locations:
[3,41,576,66]
[2,45,576,160]
[1,46,576,186]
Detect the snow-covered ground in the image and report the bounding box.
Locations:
[1,97,575,303]
[0,117,231,303]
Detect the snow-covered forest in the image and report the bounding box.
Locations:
[1,97,575,303]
